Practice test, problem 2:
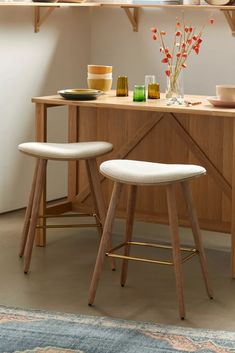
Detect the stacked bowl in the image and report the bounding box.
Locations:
[216,85,235,102]
[87,65,113,91]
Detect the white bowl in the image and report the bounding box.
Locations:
[205,0,231,4]
[87,73,113,79]
[216,85,235,102]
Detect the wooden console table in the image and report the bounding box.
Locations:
[32,92,235,277]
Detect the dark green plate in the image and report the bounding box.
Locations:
[58,89,103,101]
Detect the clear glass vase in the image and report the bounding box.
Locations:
[165,67,184,105]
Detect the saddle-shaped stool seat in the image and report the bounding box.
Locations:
[18,141,113,274]
[88,159,213,319]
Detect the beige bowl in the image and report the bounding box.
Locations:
[88,65,112,74]
[87,78,112,91]
[216,85,235,102]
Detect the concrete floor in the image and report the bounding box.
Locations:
[0,210,235,331]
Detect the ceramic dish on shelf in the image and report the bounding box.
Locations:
[207,96,235,108]
[58,89,103,100]
[204,0,231,5]
[32,0,58,2]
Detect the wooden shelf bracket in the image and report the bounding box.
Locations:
[34,6,57,33]
[122,6,139,32]
[221,9,235,36]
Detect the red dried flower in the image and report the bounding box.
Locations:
[193,46,199,55]
[150,15,209,91]
[210,18,214,24]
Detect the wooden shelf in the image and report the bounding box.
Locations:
[0,1,234,35]
[0,2,100,7]
[0,1,100,32]
[102,3,235,9]
[103,3,235,35]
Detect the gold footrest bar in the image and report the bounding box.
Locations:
[107,253,173,265]
[36,224,101,229]
[36,212,101,230]
[106,241,198,266]
[39,213,96,218]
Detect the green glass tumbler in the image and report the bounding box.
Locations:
[133,85,146,102]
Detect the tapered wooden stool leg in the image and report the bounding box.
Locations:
[181,180,213,299]
[121,185,137,287]
[166,184,185,320]
[88,182,123,305]
[24,159,47,274]
[86,159,115,271]
[19,159,40,257]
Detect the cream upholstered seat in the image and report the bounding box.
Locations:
[88,159,213,320]
[18,141,113,160]
[19,141,113,274]
[100,159,206,185]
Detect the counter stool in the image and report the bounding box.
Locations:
[88,159,213,319]
[18,141,114,274]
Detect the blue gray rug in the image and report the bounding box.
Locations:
[0,306,234,353]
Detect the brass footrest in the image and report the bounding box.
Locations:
[36,212,101,229]
[106,241,198,266]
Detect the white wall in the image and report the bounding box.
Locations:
[0,6,90,212]
[90,7,235,95]
[1,5,235,213]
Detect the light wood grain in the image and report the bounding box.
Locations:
[68,106,79,203]
[166,113,231,200]
[24,159,47,274]
[120,185,137,287]
[86,158,115,271]
[35,103,47,247]
[181,180,213,298]
[166,183,185,320]
[88,182,123,305]
[32,92,235,118]
[33,93,235,277]
[231,119,235,278]
[19,159,39,257]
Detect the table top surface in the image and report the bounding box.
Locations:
[32,92,235,118]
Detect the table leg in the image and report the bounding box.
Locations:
[35,103,47,247]
[231,119,235,277]
[68,106,79,202]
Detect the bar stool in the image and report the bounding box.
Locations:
[18,141,113,274]
[88,159,213,319]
